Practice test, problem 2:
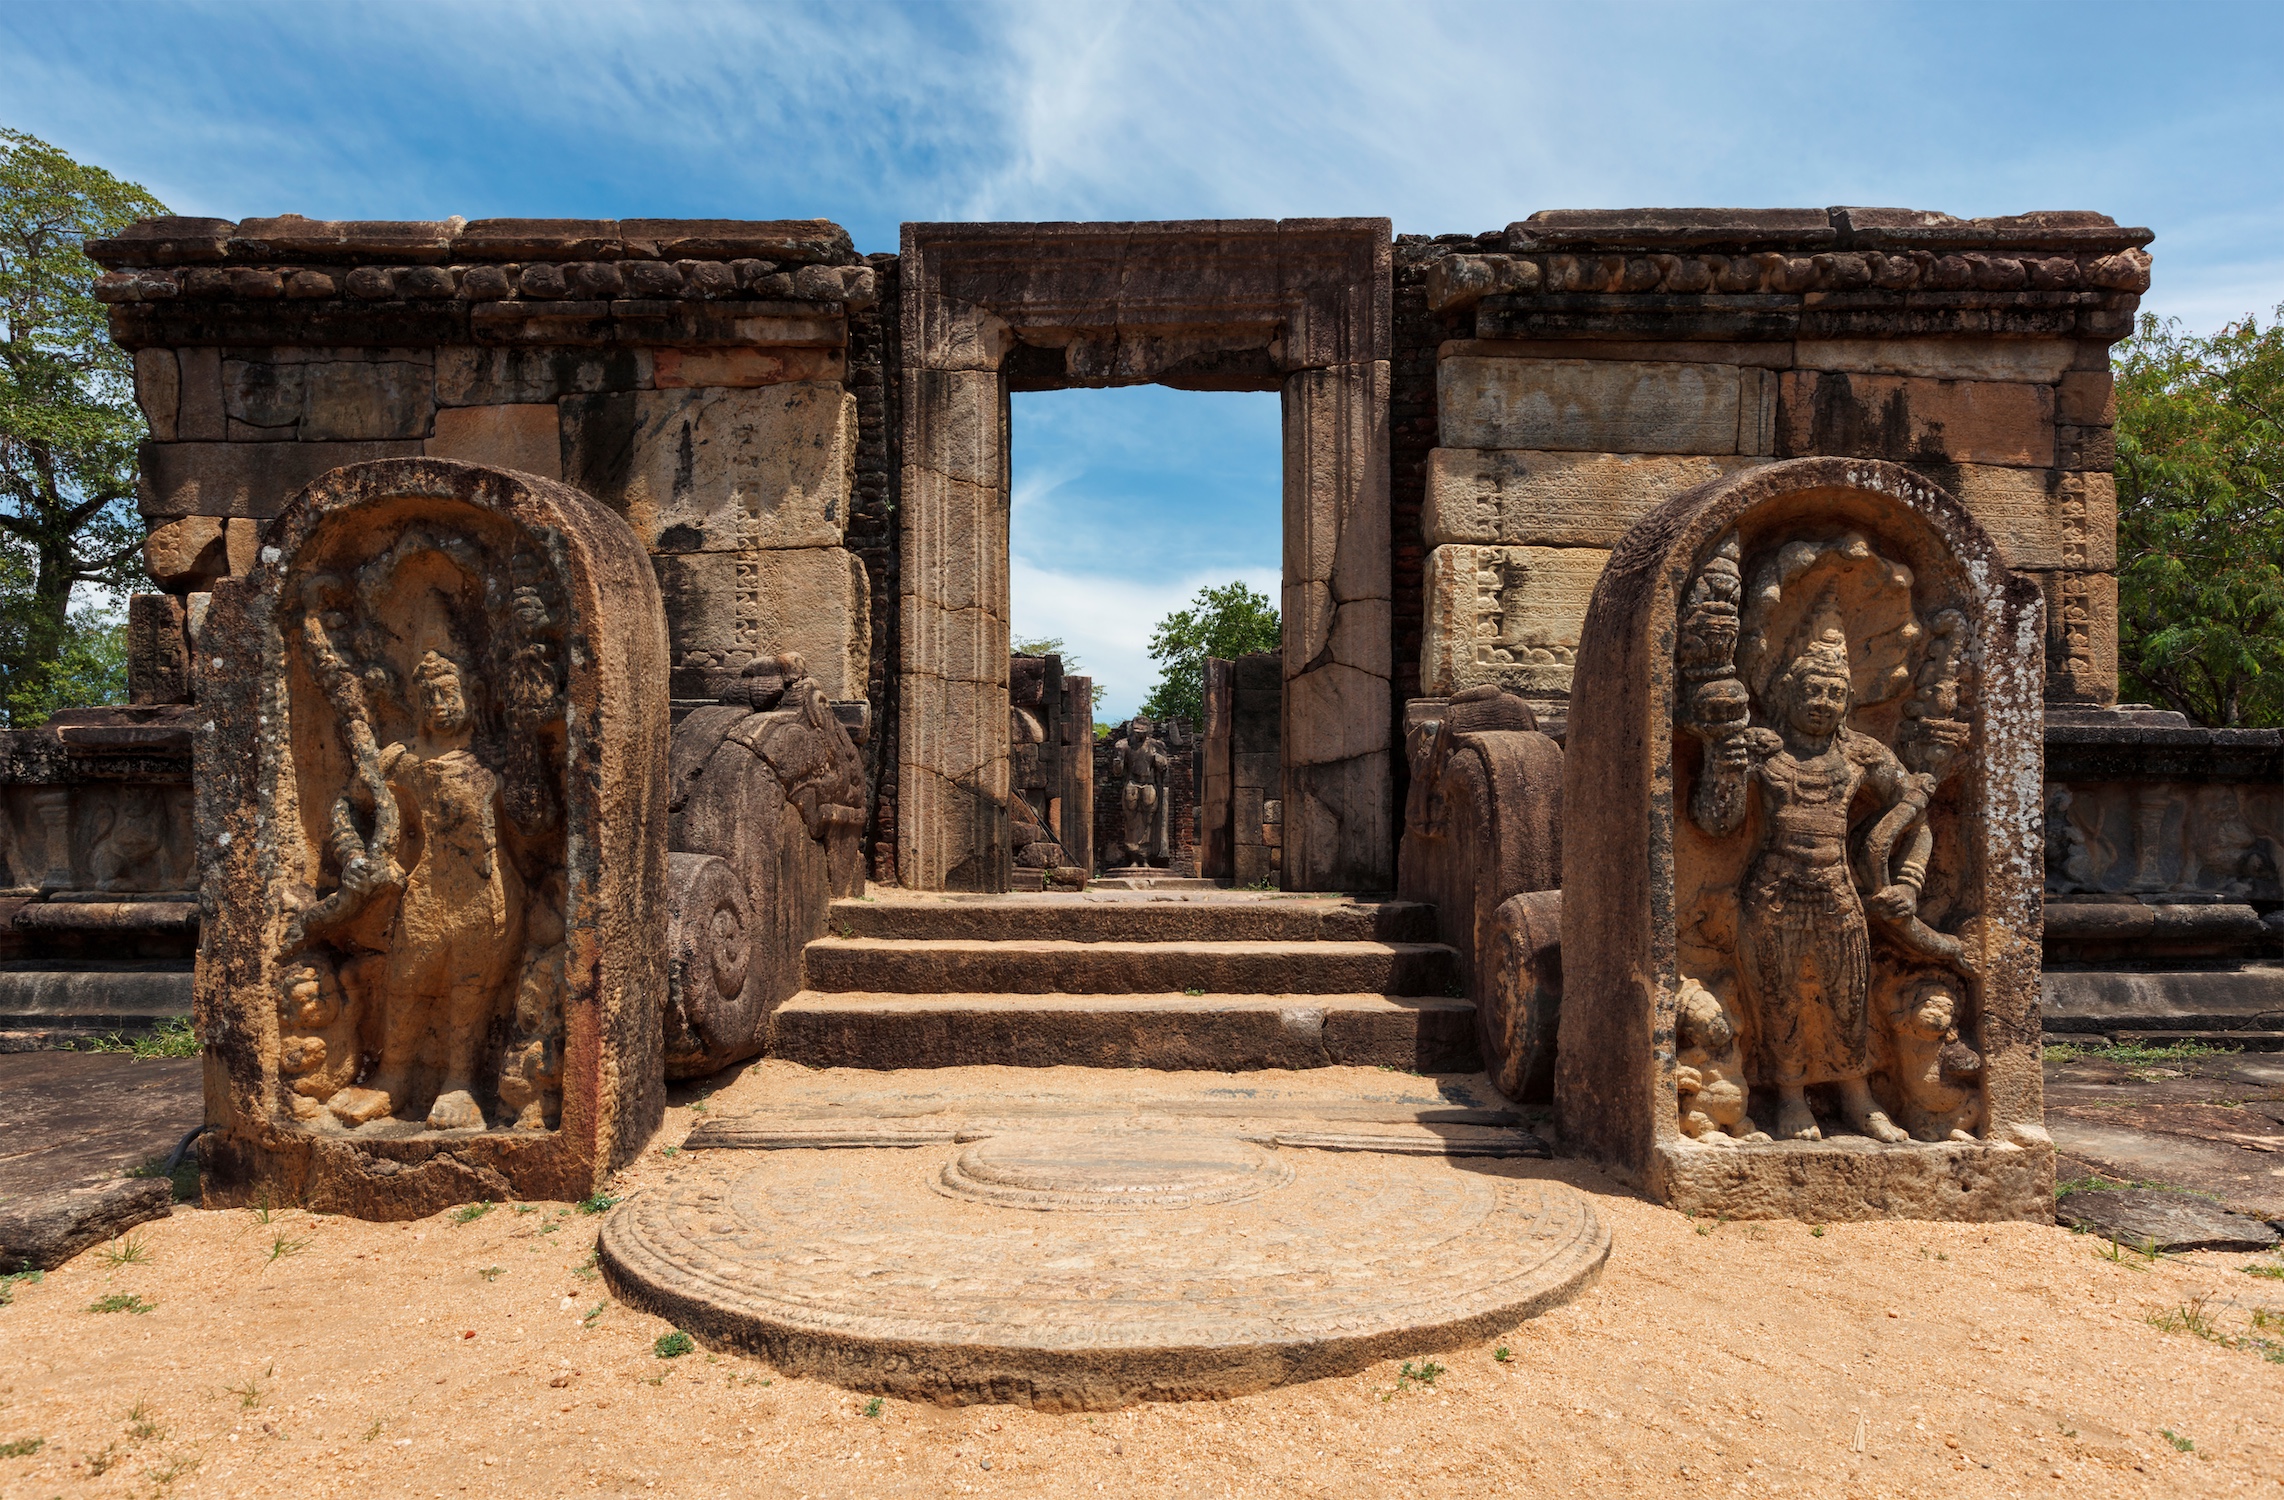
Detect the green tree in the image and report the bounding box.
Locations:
[0,129,164,724]
[2114,309,2284,726]
[1136,580,1281,728]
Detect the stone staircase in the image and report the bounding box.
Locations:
[769,889,1478,1072]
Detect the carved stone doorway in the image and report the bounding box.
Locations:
[898,220,1393,892]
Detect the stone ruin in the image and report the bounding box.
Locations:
[18,202,2253,1264]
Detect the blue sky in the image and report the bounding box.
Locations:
[8,0,2279,715]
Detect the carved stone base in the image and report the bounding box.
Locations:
[1655,1132,2054,1224]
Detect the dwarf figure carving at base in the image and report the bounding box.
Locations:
[1884,977,1985,1142]
[1674,978,1769,1146]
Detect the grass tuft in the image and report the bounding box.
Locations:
[653,1330,694,1359]
[451,1200,495,1226]
[75,1016,198,1059]
[89,1294,155,1315]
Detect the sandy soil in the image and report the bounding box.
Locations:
[4,1080,2282,1499]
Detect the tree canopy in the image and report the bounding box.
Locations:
[2114,309,2284,726]
[0,128,164,723]
[1136,579,1281,728]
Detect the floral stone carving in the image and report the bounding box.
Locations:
[1556,458,2049,1223]
[195,459,670,1218]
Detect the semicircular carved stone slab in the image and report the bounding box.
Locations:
[196,457,670,1219]
[1555,457,2049,1223]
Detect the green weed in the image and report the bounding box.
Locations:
[125,1403,161,1441]
[451,1200,495,1226]
[1810,1225,1827,1238]
[1182,987,1206,997]
[362,1420,383,1442]
[266,1230,310,1264]
[653,1331,693,1359]
[0,1269,44,1307]
[83,1442,121,1475]
[863,1396,884,1418]
[573,1252,599,1281]
[224,1372,265,1409]
[0,1437,42,1458]
[2045,1038,2238,1068]
[1493,1346,1512,1363]
[478,1266,504,1282]
[582,1302,607,1326]
[512,1203,538,1216]
[88,1294,155,1315]
[2243,1263,2284,1281]
[75,1016,198,1059]
[2162,1429,2194,1453]
[576,1193,620,1215]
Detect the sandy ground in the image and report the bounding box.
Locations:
[2,1069,2281,1499]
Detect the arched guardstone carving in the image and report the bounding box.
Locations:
[1556,457,2050,1223]
[195,458,670,1219]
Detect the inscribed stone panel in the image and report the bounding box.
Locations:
[1421,544,1610,698]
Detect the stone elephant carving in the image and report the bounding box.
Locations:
[664,654,865,1078]
[1396,684,1563,1101]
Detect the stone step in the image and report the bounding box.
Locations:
[769,991,1482,1072]
[802,937,1459,998]
[828,893,1438,945]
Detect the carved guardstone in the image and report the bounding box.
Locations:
[1556,457,2050,1222]
[195,458,670,1218]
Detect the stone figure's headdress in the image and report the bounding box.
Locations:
[1776,585,1851,702]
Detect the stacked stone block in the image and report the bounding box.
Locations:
[92,215,878,718]
[1415,208,2148,709]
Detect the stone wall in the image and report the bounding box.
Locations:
[1409,209,2149,713]
[93,214,881,792]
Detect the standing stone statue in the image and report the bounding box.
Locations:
[1683,588,1920,1143]
[1558,458,2048,1224]
[197,458,669,1218]
[1105,717,1170,868]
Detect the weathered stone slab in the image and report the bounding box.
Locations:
[1424,449,1761,548]
[564,385,855,553]
[653,347,846,388]
[1947,465,2116,571]
[195,458,668,1217]
[1557,457,2051,1222]
[1439,357,1770,455]
[1437,338,1794,369]
[655,546,869,699]
[127,592,192,704]
[135,347,180,440]
[2055,1187,2280,1251]
[142,514,262,587]
[1794,339,2076,383]
[0,1176,174,1273]
[426,403,562,480]
[1777,371,2055,467]
[219,349,436,441]
[177,347,224,440]
[435,346,652,406]
[1422,544,1608,698]
[139,439,425,519]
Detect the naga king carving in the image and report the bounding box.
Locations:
[1677,529,1981,1145]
